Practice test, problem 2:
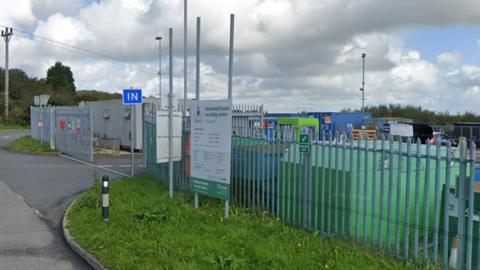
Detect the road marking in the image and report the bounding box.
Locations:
[97,164,145,168]
[1,136,10,139]
[59,154,130,177]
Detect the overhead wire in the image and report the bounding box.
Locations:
[0,24,158,75]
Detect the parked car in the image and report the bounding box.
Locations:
[430,132,458,147]
[412,123,434,144]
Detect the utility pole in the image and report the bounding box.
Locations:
[194,16,200,209]
[155,36,162,107]
[1,27,13,121]
[168,28,174,198]
[183,0,187,116]
[228,14,234,101]
[360,53,366,112]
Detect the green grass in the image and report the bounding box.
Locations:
[0,122,29,130]
[67,176,432,270]
[10,136,56,154]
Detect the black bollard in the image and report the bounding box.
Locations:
[102,175,109,221]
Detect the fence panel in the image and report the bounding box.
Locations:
[54,107,93,162]
[146,118,480,269]
[228,126,478,269]
[30,106,54,147]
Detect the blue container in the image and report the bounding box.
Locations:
[264,113,308,120]
[476,168,480,182]
[307,112,372,136]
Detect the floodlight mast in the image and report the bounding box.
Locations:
[360,53,366,112]
[155,36,162,106]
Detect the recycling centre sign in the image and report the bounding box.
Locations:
[189,99,232,200]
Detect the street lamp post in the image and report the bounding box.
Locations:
[155,36,162,107]
[360,53,366,112]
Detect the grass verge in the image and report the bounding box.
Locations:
[67,176,431,270]
[0,122,29,131]
[10,136,56,154]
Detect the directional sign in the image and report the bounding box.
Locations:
[122,89,143,105]
[34,95,50,106]
[299,134,310,154]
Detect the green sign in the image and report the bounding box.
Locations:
[299,134,310,154]
[190,177,230,200]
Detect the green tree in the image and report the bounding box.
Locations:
[46,61,76,93]
[342,104,480,125]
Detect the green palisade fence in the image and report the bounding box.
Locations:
[146,121,479,269]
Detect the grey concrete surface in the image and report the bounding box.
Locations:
[0,180,81,269]
[0,130,147,269]
[0,131,103,269]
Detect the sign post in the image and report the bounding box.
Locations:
[190,99,232,218]
[34,95,50,145]
[299,132,311,229]
[299,134,311,154]
[123,88,143,176]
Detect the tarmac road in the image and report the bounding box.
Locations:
[0,130,143,269]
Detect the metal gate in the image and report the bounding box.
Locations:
[54,107,93,162]
[30,106,54,147]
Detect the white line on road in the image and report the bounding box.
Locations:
[97,164,144,168]
[59,154,130,177]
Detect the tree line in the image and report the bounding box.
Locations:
[343,104,480,126]
[0,61,120,124]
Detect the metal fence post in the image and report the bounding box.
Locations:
[334,132,340,234]
[314,132,320,231]
[413,138,422,261]
[349,134,354,237]
[404,139,412,260]
[395,139,403,257]
[442,141,452,269]
[303,129,310,230]
[378,134,386,249]
[466,142,476,270]
[433,137,442,262]
[321,131,326,234]
[423,139,432,264]
[363,134,369,243]
[328,131,333,235]
[456,140,467,270]
[342,134,347,235]
[371,138,378,246]
[386,135,394,251]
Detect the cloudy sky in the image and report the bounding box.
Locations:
[1,0,480,113]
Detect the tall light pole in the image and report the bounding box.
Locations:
[155,36,162,107]
[1,27,13,121]
[228,14,234,101]
[360,53,366,112]
[183,0,187,116]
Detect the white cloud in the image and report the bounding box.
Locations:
[35,13,93,45]
[437,51,462,66]
[31,0,84,19]
[1,0,480,114]
[0,0,35,27]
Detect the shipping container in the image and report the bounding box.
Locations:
[307,112,372,136]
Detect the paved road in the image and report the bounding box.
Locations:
[0,131,144,269]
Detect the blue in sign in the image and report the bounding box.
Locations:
[123,89,143,105]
